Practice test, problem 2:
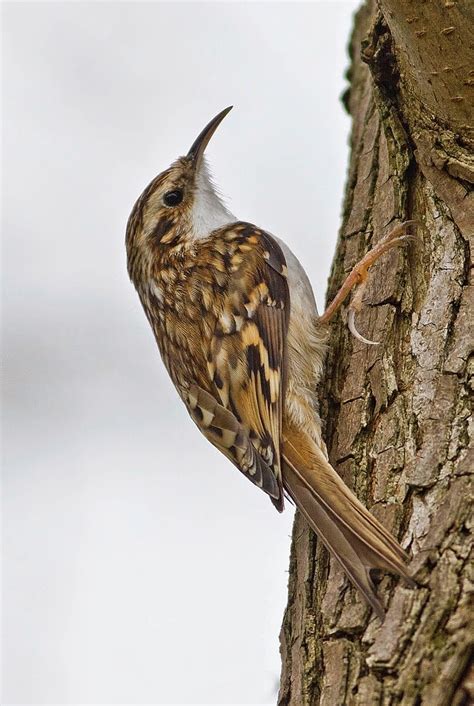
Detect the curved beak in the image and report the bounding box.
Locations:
[187,106,233,170]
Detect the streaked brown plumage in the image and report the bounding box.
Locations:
[126,107,414,619]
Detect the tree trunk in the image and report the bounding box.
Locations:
[279,1,473,704]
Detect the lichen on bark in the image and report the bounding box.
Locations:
[279,1,473,704]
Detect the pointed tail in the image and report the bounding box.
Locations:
[282,425,413,620]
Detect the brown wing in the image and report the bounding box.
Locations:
[184,384,281,500]
[207,227,290,511]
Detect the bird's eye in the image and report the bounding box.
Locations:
[163,189,183,207]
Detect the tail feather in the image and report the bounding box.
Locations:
[282,426,413,620]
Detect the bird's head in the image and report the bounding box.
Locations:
[126,107,234,279]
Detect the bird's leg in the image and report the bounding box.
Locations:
[319,220,419,345]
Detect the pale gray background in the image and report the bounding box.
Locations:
[3,1,358,703]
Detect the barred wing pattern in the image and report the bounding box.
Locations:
[183,225,290,510]
[185,383,280,500]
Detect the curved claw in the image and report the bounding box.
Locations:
[385,220,421,243]
[320,219,422,332]
[395,233,418,245]
[348,309,379,346]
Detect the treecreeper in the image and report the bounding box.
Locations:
[126,107,416,619]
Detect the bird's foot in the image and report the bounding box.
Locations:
[319,220,419,344]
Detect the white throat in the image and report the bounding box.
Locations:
[191,159,235,239]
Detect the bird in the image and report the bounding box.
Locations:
[126,106,415,620]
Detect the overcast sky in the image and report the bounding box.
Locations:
[3,2,358,704]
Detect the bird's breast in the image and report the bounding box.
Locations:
[274,236,328,442]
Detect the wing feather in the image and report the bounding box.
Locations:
[184,383,280,499]
[209,226,290,510]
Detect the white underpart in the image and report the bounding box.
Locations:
[191,158,236,239]
[273,235,327,445]
[274,236,319,316]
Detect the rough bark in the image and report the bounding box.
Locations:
[279,2,473,704]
